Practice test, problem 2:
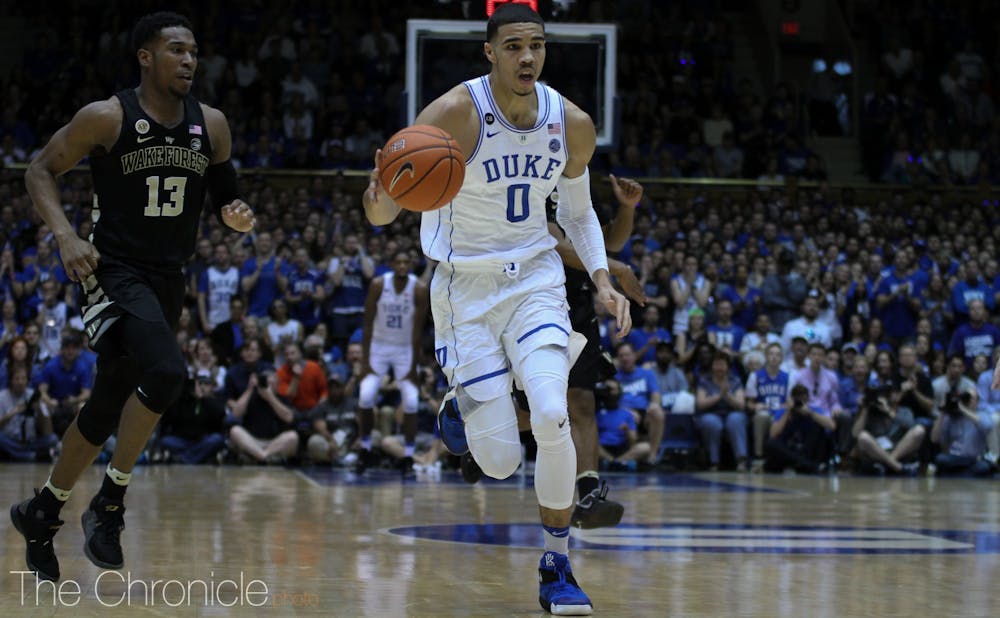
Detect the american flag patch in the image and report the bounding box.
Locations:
[188,124,203,135]
[547,122,561,134]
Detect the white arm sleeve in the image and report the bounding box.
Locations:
[555,168,609,278]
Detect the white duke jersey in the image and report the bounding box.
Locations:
[204,266,240,329]
[372,273,417,345]
[421,76,567,265]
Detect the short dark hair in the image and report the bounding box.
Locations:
[131,11,193,52]
[487,3,544,42]
[61,331,83,349]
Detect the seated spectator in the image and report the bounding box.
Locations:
[781,336,810,375]
[614,342,665,466]
[780,293,832,364]
[189,338,226,392]
[595,379,651,470]
[651,341,688,413]
[0,365,56,461]
[791,344,845,417]
[851,385,923,475]
[707,298,745,364]
[930,386,993,476]
[695,352,749,470]
[764,384,835,473]
[275,341,327,413]
[266,299,304,361]
[306,375,358,464]
[34,331,92,437]
[157,372,227,464]
[948,299,1000,368]
[896,343,935,429]
[739,313,780,359]
[210,296,248,367]
[225,339,299,464]
[626,305,672,366]
[746,343,789,469]
[0,336,41,390]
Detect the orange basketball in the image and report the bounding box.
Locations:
[379,125,465,212]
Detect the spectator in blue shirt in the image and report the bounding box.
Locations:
[722,264,761,332]
[707,298,745,364]
[595,379,651,470]
[948,299,1000,368]
[695,352,749,470]
[325,234,375,347]
[240,231,286,318]
[951,261,994,323]
[281,247,326,329]
[626,305,672,366]
[615,342,665,466]
[874,250,923,343]
[34,331,92,437]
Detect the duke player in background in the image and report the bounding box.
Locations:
[363,5,630,614]
[354,251,429,473]
[10,12,255,582]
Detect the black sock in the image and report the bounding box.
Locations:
[576,474,599,497]
[33,487,67,518]
[98,472,128,502]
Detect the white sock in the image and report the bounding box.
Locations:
[106,465,131,486]
[543,525,570,556]
[44,478,71,501]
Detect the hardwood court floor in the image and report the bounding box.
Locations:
[2,463,999,617]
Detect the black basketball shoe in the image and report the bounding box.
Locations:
[81,495,125,569]
[571,481,624,530]
[10,491,64,581]
[460,451,483,484]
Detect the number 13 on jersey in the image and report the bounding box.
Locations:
[145,176,187,217]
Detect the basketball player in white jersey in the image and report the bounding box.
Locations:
[355,251,428,473]
[363,5,629,614]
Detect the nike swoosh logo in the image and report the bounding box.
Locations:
[137,135,156,143]
[558,416,568,429]
[486,131,500,138]
[389,162,415,192]
[137,386,149,398]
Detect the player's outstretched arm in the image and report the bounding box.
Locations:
[603,175,643,252]
[26,99,120,281]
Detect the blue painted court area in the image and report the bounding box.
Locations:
[385,522,1000,555]
[296,466,784,492]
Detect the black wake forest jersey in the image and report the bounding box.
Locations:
[89,88,213,270]
[545,193,611,330]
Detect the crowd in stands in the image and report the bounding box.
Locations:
[858,1,1000,185]
[0,0,826,183]
[0,1,999,477]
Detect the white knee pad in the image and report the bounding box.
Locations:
[459,386,522,479]
[358,373,381,409]
[519,345,575,510]
[399,379,419,414]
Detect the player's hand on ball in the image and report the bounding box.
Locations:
[57,234,100,283]
[362,149,385,209]
[610,174,643,207]
[222,199,256,232]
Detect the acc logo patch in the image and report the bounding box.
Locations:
[484,112,495,125]
[135,119,150,134]
[549,139,561,153]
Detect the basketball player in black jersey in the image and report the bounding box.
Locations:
[10,12,254,581]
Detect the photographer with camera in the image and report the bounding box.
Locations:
[0,365,58,461]
[851,383,924,475]
[930,385,993,476]
[764,383,835,473]
[224,338,299,464]
[157,371,227,464]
